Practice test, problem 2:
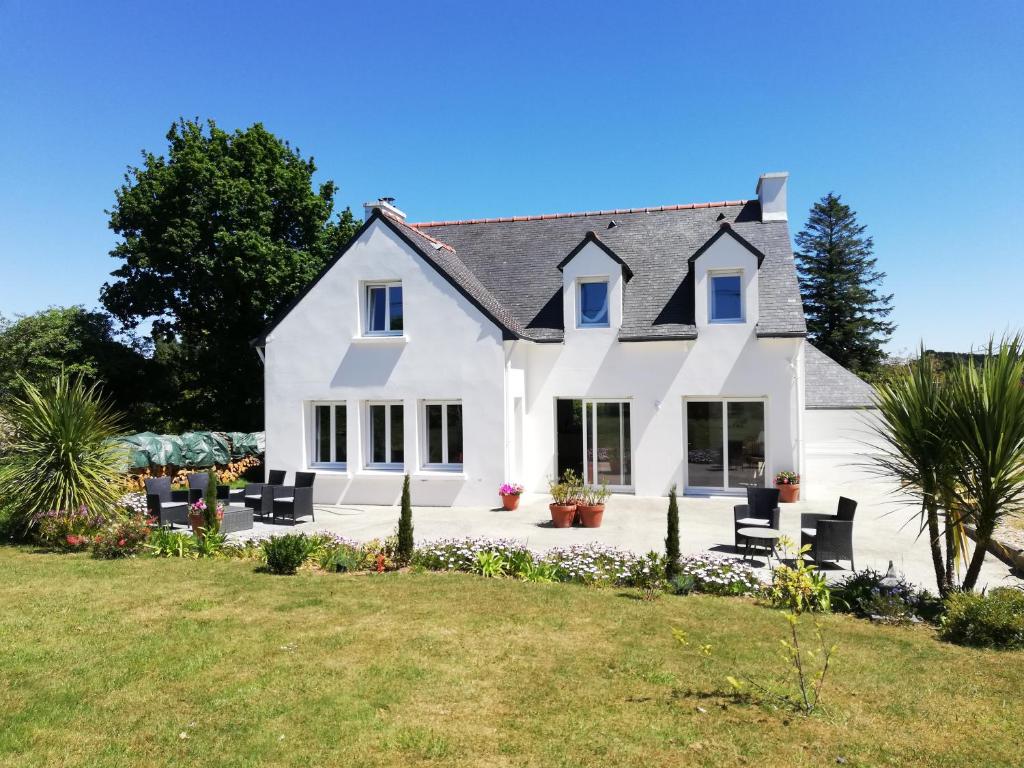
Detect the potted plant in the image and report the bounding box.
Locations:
[775,471,801,503]
[548,469,581,528]
[189,470,224,537]
[499,482,524,511]
[577,483,609,528]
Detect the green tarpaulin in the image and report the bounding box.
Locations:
[117,431,264,469]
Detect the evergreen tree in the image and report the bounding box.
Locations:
[202,469,220,535]
[664,485,681,581]
[795,193,895,374]
[396,474,414,564]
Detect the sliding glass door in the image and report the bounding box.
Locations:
[685,399,765,491]
[556,399,632,490]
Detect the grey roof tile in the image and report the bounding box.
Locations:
[804,342,877,409]
[412,200,807,342]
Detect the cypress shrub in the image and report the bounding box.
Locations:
[202,469,219,534]
[396,474,414,564]
[665,484,681,580]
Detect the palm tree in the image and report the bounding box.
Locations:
[869,348,961,595]
[0,374,126,536]
[943,334,1024,592]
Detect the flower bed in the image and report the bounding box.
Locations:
[674,553,763,596]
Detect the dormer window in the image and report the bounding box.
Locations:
[710,273,743,322]
[577,278,610,328]
[366,282,403,335]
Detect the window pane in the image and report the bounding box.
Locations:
[594,402,623,486]
[447,404,463,465]
[370,404,386,463]
[727,402,765,488]
[388,285,403,332]
[579,282,609,326]
[712,276,742,320]
[315,405,331,463]
[621,402,631,486]
[334,405,346,463]
[687,402,724,487]
[426,404,443,464]
[368,286,387,332]
[390,405,404,464]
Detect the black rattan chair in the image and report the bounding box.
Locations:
[144,476,190,528]
[733,487,781,550]
[801,496,857,569]
[242,469,286,517]
[271,472,316,525]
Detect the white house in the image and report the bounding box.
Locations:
[256,172,875,506]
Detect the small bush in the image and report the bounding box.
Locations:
[32,507,111,550]
[396,474,414,564]
[675,554,762,596]
[832,568,941,623]
[91,515,151,559]
[318,543,363,573]
[262,534,314,575]
[766,545,831,613]
[146,528,197,558]
[940,588,1024,649]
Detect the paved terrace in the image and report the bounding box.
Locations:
[236,459,1020,591]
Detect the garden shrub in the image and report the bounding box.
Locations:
[766,546,831,613]
[832,568,941,623]
[675,554,762,596]
[91,515,151,559]
[32,507,110,550]
[262,534,315,575]
[940,588,1024,649]
[146,528,197,558]
[318,543,363,573]
[396,474,413,564]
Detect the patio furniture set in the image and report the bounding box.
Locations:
[733,487,857,570]
[145,470,318,532]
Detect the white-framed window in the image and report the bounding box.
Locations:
[423,401,463,470]
[709,272,743,322]
[366,401,404,469]
[312,402,346,467]
[576,277,610,328]
[365,282,403,335]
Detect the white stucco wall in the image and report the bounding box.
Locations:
[803,408,880,501]
[512,234,803,497]
[263,219,507,506]
[263,222,805,505]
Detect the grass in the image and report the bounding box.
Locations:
[1,548,1022,767]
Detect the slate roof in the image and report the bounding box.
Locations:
[410,199,807,342]
[803,342,877,409]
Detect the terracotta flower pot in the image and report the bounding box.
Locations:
[549,503,576,528]
[777,483,800,503]
[500,493,521,511]
[577,503,605,528]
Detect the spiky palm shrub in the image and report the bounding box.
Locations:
[396,474,414,564]
[665,485,681,581]
[0,374,126,537]
[869,348,963,595]
[943,334,1024,592]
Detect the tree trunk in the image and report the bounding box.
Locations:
[961,521,993,592]
[924,502,947,597]
[942,518,956,594]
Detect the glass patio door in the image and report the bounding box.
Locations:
[556,399,632,490]
[685,400,765,491]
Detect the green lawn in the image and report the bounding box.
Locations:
[1,548,1021,768]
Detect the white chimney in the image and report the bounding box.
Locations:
[363,197,406,222]
[756,172,788,222]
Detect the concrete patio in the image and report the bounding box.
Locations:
[237,465,1021,591]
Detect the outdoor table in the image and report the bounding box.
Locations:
[737,526,782,564]
[220,505,254,534]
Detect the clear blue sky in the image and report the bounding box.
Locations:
[1,0,1021,353]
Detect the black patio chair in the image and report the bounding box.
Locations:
[733,486,781,550]
[271,471,316,525]
[144,476,190,528]
[188,471,240,504]
[801,496,857,569]
[242,469,286,517]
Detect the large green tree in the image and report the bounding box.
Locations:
[0,306,153,428]
[101,119,360,430]
[795,193,895,374]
